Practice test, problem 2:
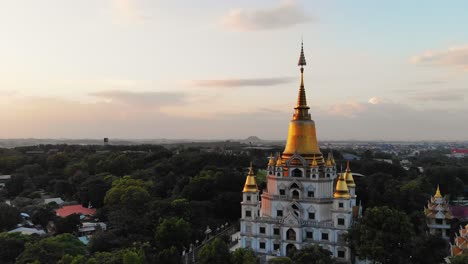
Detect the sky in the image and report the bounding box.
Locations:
[1,0,468,140]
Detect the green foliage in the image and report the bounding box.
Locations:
[197,238,232,264]
[0,203,21,231]
[16,234,86,264]
[155,217,191,251]
[0,232,31,264]
[288,245,335,264]
[55,214,81,234]
[231,248,257,264]
[104,176,150,209]
[410,234,448,264]
[350,206,414,264]
[268,257,294,264]
[450,255,468,264]
[32,207,56,228]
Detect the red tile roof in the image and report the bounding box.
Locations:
[55,205,96,218]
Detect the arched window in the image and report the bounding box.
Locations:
[287,229,296,241]
[292,190,299,199]
[292,168,302,177]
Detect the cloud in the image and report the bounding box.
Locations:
[368,97,382,105]
[2,95,468,141]
[89,90,187,107]
[407,88,467,102]
[328,101,366,117]
[189,77,294,88]
[411,45,468,71]
[110,0,148,24]
[221,0,311,32]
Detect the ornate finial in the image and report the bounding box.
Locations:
[294,40,310,120]
[248,162,254,175]
[298,40,306,67]
[434,185,442,198]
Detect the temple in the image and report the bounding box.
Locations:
[240,43,360,262]
[424,185,452,239]
[451,224,468,256]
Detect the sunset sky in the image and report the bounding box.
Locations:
[1,0,468,140]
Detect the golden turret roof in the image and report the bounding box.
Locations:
[344,161,356,188]
[334,170,350,199]
[276,154,283,166]
[268,153,275,166]
[282,41,323,162]
[243,162,258,193]
[434,185,442,198]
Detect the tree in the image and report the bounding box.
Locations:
[350,206,414,264]
[231,248,257,264]
[104,176,150,210]
[32,207,56,228]
[155,217,191,251]
[197,238,232,264]
[410,234,448,264]
[0,232,31,264]
[16,234,86,264]
[451,255,468,264]
[268,257,294,264]
[289,245,335,264]
[0,204,21,231]
[55,214,81,234]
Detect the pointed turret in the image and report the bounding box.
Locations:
[434,185,442,198]
[344,161,356,188]
[243,162,258,193]
[276,154,283,166]
[334,171,350,199]
[268,153,275,166]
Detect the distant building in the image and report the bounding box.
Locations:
[449,149,468,158]
[0,175,11,189]
[8,227,46,236]
[425,186,452,239]
[342,153,361,161]
[55,205,96,218]
[104,138,109,146]
[44,197,65,206]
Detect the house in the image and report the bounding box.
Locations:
[44,197,65,206]
[55,204,96,218]
[8,227,46,236]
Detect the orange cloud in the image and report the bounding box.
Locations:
[222,0,311,32]
[411,45,468,71]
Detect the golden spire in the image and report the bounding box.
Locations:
[434,185,442,198]
[276,153,283,166]
[282,41,322,161]
[344,161,356,188]
[294,40,310,121]
[243,162,258,193]
[268,153,275,166]
[334,170,350,199]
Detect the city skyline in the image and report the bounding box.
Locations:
[1,0,468,140]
